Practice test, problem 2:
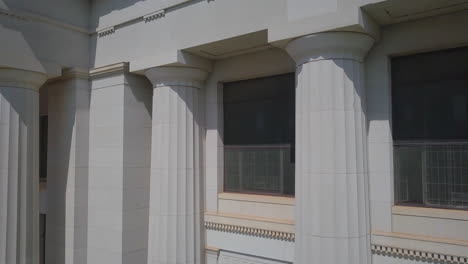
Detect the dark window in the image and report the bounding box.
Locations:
[224,73,295,196]
[40,214,46,264]
[392,47,468,209]
[39,115,48,181]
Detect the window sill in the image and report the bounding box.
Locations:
[217,192,295,221]
[392,205,468,221]
[218,192,294,205]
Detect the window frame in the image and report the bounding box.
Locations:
[222,73,296,197]
[391,47,468,210]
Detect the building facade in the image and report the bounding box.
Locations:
[1,0,468,264]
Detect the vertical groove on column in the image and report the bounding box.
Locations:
[0,87,40,264]
[295,58,370,264]
[149,83,201,264]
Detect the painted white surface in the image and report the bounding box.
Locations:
[288,0,338,21]
[87,71,152,264]
[145,66,206,264]
[218,251,291,264]
[206,230,294,263]
[45,75,90,264]
[286,32,374,264]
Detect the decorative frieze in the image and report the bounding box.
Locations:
[204,222,295,242]
[372,244,468,264]
[143,10,165,22]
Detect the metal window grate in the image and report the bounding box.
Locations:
[224,144,295,196]
[423,145,468,208]
[394,142,468,209]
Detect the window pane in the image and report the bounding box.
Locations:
[392,47,468,140]
[392,46,468,209]
[223,73,295,196]
[224,73,295,145]
[224,145,295,195]
[395,144,468,208]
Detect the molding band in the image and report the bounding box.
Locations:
[371,244,468,264]
[204,221,295,242]
[89,62,128,78]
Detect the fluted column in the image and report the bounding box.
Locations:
[145,67,206,264]
[0,68,47,264]
[286,32,374,264]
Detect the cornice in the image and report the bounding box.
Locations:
[371,244,468,264]
[89,62,128,78]
[204,221,295,242]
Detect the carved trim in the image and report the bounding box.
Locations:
[97,27,115,38]
[143,10,165,22]
[371,244,468,264]
[204,221,295,242]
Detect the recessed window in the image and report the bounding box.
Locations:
[223,73,295,196]
[392,47,468,209]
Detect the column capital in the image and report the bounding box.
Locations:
[0,68,47,91]
[285,32,374,65]
[145,66,208,89]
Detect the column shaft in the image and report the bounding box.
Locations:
[45,74,90,264]
[87,67,152,264]
[286,32,374,264]
[145,67,206,264]
[0,69,46,264]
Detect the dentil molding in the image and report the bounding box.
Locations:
[204,221,295,242]
[372,244,468,264]
[143,10,165,22]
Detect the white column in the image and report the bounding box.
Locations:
[145,66,206,264]
[0,68,47,264]
[45,71,90,264]
[87,64,152,264]
[286,32,374,264]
